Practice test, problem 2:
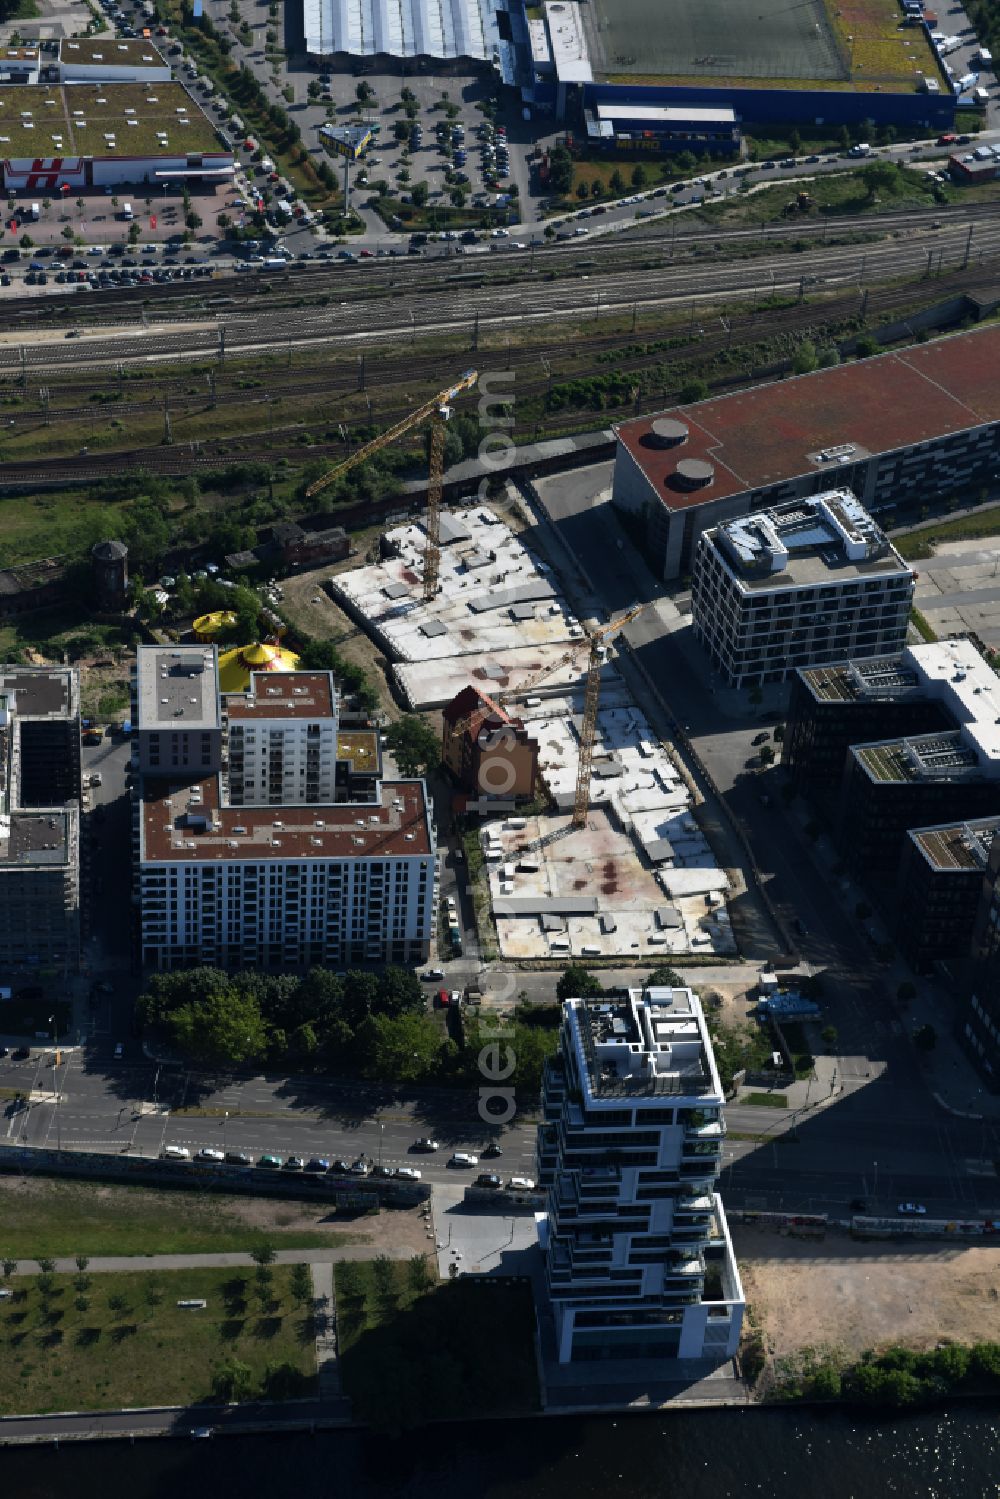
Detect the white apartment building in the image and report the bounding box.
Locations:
[136,771,435,970]
[226,671,340,806]
[132,644,223,778]
[537,986,744,1366]
[691,490,914,689]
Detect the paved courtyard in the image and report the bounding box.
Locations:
[913,537,1000,646]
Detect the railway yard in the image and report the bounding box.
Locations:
[0,197,995,491]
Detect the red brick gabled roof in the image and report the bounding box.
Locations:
[443,685,517,739]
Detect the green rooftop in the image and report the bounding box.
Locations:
[0,83,224,159]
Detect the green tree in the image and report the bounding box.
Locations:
[792,339,819,375]
[861,160,899,200]
[290,1262,313,1305]
[631,163,648,188]
[817,345,840,368]
[213,1356,254,1402]
[37,1258,55,1274]
[645,965,685,988]
[165,982,269,1066]
[678,378,709,403]
[250,1243,276,1268]
[590,179,602,198]
[914,1023,937,1052]
[383,714,439,776]
[355,1010,454,1083]
[548,146,573,195]
[75,1255,89,1274]
[759,744,775,766]
[556,966,604,1002]
[576,181,589,199]
[609,168,626,195]
[108,1291,131,1318]
[263,1359,309,1399]
[411,180,430,209]
[407,1253,433,1294]
[2,1259,16,1278]
[855,334,880,359]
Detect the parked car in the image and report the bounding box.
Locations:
[256,1154,282,1169]
[507,1176,536,1190]
[422,968,445,981]
[284,1155,305,1171]
[11,1047,30,1061]
[394,1166,422,1181]
[449,1152,479,1168]
[305,1158,331,1173]
[225,1151,253,1166]
[195,1148,225,1163]
[897,1202,927,1215]
[413,1137,440,1152]
[481,1141,503,1158]
[475,1173,502,1189]
[331,1159,352,1175]
[349,1158,371,1176]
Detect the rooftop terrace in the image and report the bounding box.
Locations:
[568,987,722,1101]
[911,815,1000,871]
[709,491,908,591]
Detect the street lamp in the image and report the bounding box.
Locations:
[378,1122,384,1171]
[223,1111,228,1157]
[49,1014,58,1100]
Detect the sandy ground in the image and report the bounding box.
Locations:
[734,1222,1000,1359]
[280,561,404,722]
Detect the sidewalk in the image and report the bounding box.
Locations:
[2,1246,406,1276]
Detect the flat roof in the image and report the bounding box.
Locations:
[0,810,71,867]
[303,0,500,60]
[798,656,922,703]
[0,666,74,719]
[0,83,222,159]
[910,815,1000,871]
[706,491,911,591]
[140,774,432,863]
[566,987,722,1101]
[136,645,220,732]
[595,103,737,124]
[854,730,995,784]
[225,670,335,721]
[336,730,380,775]
[59,37,167,68]
[544,0,593,83]
[616,324,1000,513]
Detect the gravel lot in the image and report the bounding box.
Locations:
[735,1222,1000,1360]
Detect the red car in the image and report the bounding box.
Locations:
[359,248,375,257]
[938,133,958,144]
[437,988,450,1008]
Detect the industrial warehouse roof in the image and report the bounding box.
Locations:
[302,0,500,60]
[616,324,1000,512]
[59,37,167,69]
[140,773,432,862]
[0,83,222,158]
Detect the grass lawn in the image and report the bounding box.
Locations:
[0,1265,316,1415]
[896,504,1000,561]
[335,1258,539,1432]
[0,1176,371,1258]
[743,1092,789,1108]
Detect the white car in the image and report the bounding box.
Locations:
[491,227,509,238]
[507,1176,536,1191]
[394,1166,422,1181]
[196,1148,225,1163]
[449,1152,479,1168]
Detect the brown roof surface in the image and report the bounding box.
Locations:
[141,774,431,863]
[443,684,517,738]
[616,324,1000,512]
[225,670,334,720]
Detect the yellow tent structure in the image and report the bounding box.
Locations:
[192,610,238,642]
[218,640,301,695]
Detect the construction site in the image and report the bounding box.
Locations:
[330,503,734,962]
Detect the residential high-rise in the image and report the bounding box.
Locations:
[691,491,913,688]
[537,986,744,1365]
[0,666,80,973]
[133,646,436,972]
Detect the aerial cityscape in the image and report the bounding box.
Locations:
[1,0,1000,1487]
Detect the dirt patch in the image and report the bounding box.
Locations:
[735,1223,1000,1361]
[280,563,402,722]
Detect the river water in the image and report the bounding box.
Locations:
[4,1407,1000,1499]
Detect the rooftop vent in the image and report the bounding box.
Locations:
[646,416,689,449]
[672,458,715,492]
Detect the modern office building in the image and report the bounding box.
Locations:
[0,666,80,974]
[894,815,1000,971]
[963,834,1000,1084]
[691,491,913,688]
[783,654,952,798]
[837,640,1000,874]
[133,647,436,971]
[537,986,744,1366]
[613,325,1000,579]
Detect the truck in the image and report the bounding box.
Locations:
[848,142,871,156]
[122,202,133,221]
[978,46,993,67]
[29,201,39,220]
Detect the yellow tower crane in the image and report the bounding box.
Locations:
[448,603,646,829]
[305,369,479,603]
